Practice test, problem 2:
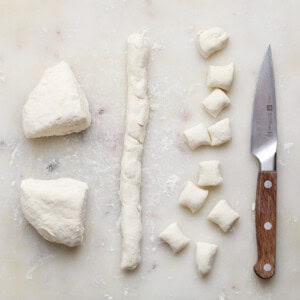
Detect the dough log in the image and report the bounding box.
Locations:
[120,34,150,270]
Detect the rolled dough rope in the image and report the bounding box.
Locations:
[120,34,150,271]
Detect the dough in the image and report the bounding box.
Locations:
[159,222,190,253]
[195,242,218,275]
[20,178,88,247]
[207,199,239,232]
[23,61,91,138]
[120,34,150,270]
[198,160,223,187]
[179,181,209,213]
[207,63,234,91]
[208,118,232,146]
[202,89,230,118]
[183,123,211,150]
[196,27,229,59]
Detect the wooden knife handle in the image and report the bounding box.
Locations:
[254,171,277,279]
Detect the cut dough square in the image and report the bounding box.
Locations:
[207,63,234,91]
[196,27,229,59]
[207,200,239,232]
[179,181,209,213]
[198,160,223,187]
[159,222,190,253]
[183,123,211,150]
[196,242,218,275]
[202,89,231,118]
[20,178,88,247]
[208,118,232,146]
[23,61,91,138]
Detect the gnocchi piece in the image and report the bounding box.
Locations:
[202,89,231,118]
[195,242,218,275]
[207,199,239,232]
[196,27,229,59]
[207,63,234,91]
[183,123,211,150]
[208,118,232,146]
[179,181,209,213]
[198,160,223,187]
[159,222,190,253]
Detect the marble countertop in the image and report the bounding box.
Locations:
[0,0,299,299]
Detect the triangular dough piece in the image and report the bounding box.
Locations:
[23,61,91,138]
[20,178,88,247]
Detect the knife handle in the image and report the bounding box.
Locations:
[254,171,277,279]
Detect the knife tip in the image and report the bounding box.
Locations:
[265,45,272,61]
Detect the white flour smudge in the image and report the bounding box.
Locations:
[25,254,55,280]
[278,142,294,166]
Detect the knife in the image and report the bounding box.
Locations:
[251,46,277,279]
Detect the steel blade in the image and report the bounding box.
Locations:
[251,46,277,171]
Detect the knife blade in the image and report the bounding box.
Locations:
[251,46,277,279]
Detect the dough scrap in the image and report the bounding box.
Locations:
[183,123,211,150]
[207,63,234,91]
[23,61,91,138]
[202,89,230,118]
[120,34,150,270]
[198,160,223,187]
[20,178,88,247]
[196,27,228,59]
[208,118,232,146]
[195,242,218,275]
[159,222,190,253]
[179,181,209,213]
[207,199,239,232]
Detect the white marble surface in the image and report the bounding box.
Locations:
[0,1,299,299]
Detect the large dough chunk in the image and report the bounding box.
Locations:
[198,160,223,187]
[196,27,229,59]
[195,242,218,275]
[160,222,190,253]
[120,34,150,270]
[207,63,234,91]
[207,200,239,232]
[23,61,91,138]
[20,178,88,247]
[179,181,209,213]
[208,118,232,146]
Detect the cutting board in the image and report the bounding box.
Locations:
[0,1,299,299]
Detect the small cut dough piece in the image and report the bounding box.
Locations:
[20,178,88,247]
[197,27,229,59]
[179,181,209,213]
[196,242,218,275]
[198,160,223,187]
[207,199,239,232]
[208,118,232,146]
[207,63,234,91]
[202,89,230,118]
[23,61,91,138]
[159,222,190,253]
[183,123,211,150]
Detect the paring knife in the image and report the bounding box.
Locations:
[251,46,277,279]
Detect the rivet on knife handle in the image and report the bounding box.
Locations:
[254,171,277,279]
